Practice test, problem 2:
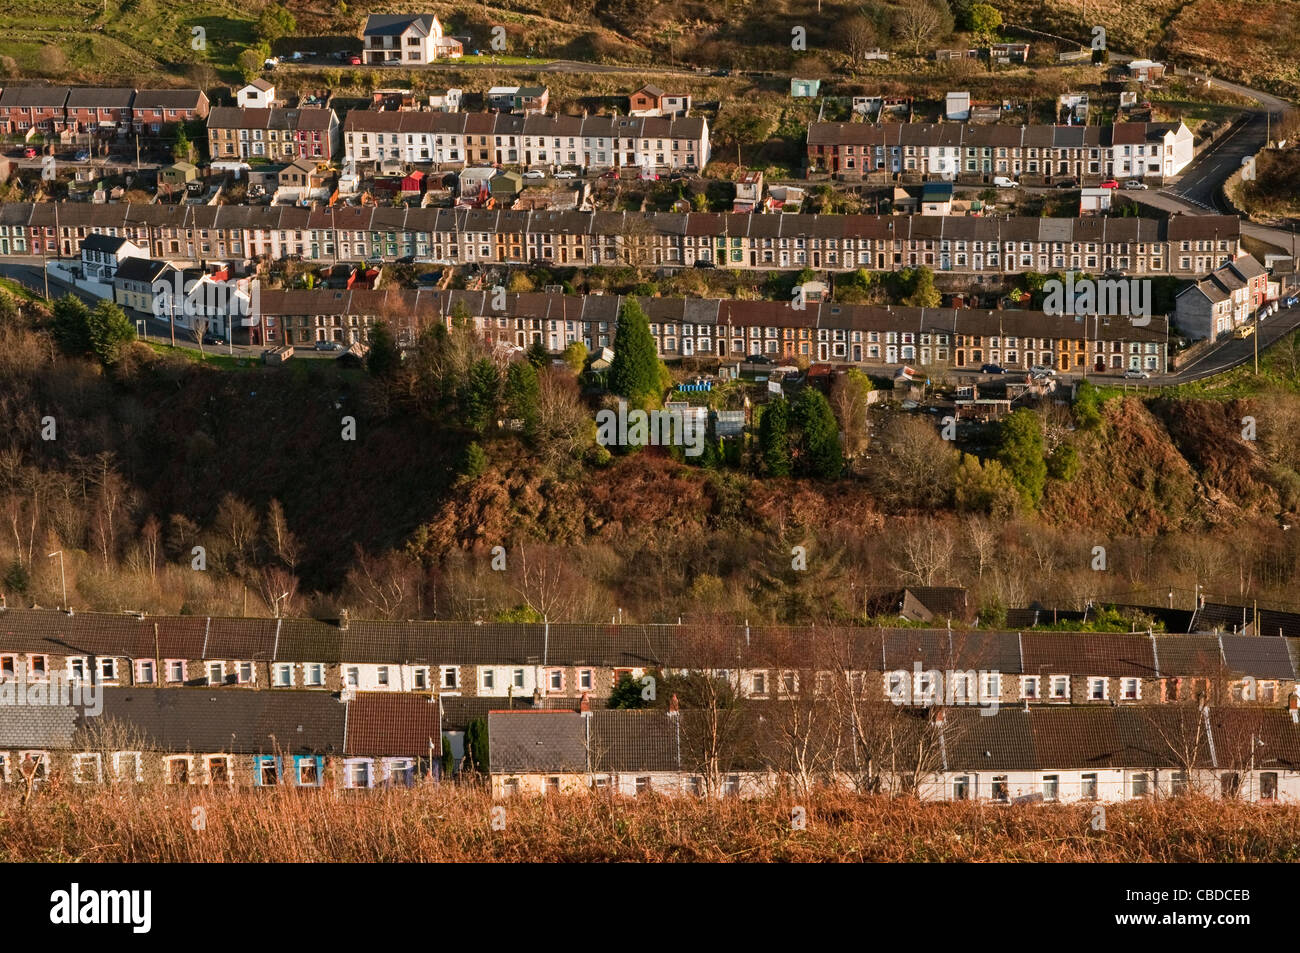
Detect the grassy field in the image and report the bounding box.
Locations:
[4,783,1300,861]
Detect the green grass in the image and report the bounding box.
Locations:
[0,277,36,300]
[144,340,253,370]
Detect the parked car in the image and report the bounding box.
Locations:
[202,332,224,346]
[74,150,90,162]
[1234,324,1255,339]
[22,147,37,159]
[746,354,772,364]
[523,169,546,179]
[1099,179,1120,189]
[992,176,1018,189]
[693,258,715,268]
[554,170,578,179]
[314,340,343,351]
[1055,179,1077,189]
[710,68,731,76]
[600,169,619,180]
[981,363,1006,374]
[348,55,362,65]
[264,57,279,68]
[1030,364,1057,376]
[1123,179,1149,190]
[1124,368,1151,379]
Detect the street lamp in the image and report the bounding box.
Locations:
[46,550,66,610]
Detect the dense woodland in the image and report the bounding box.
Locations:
[3,286,1300,624]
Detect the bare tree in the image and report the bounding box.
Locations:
[139,514,161,579]
[263,498,299,572]
[895,521,955,587]
[840,14,880,64]
[894,0,952,56]
[257,565,300,618]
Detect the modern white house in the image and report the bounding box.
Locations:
[362,13,448,65]
[1111,121,1193,179]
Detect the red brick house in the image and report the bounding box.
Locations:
[0,87,70,135]
[131,89,210,134]
[65,88,136,134]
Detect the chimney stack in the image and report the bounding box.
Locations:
[579,692,591,714]
[668,693,680,715]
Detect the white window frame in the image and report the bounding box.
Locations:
[980,672,1001,701]
[1050,675,1069,700]
[72,752,103,784]
[164,755,194,785]
[274,663,294,687]
[481,668,495,691]
[112,751,143,783]
[344,757,374,789]
[236,661,255,685]
[579,669,593,691]
[1020,676,1039,700]
[207,661,225,686]
[67,657,88,682]
[412,666,429,690]
[18,750,50,780]
[206,754,234,786]
[1088,677,1108,701]
[441,666,459,691]
[1121,678,1141,701]
[99,658,118,683]
[304,663,324,687]
[165,659,185,683]
[134,659,156,684]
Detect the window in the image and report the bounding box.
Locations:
[207,662,225,686]
[635,776,651,796]
[724,774,741,798]
[412,667,428,690]
[135,659,155,684]
[1020,676,1039,700]
[207,756,232,785]
[346,759,372,789]
[992,776,1009,803]
[441,666,459,690]
[255,756,280,786]
[112,751,142,783]
[0,654,16,679]
[1131,772,1149,797]
[1050,676,1069,700]
[68,657,87,682]
[29,655,48,680]
[377,666,390,687]
[1081,773,1098,800]
[1042,775,1059,802]
[165,756,192,785]
[548,669,563,692]
[752,672,767,695]
[72,753,102,784]
[512,669,525,689]
[1170,771,1188,796]
[274,663,293,687]
[981,673,1000,701]
[953,775,970,800]
[1221,772,1241,797]
[1121,678,1140,700]
[346,666,360,687]
[1088,677,1107,701]
[385,759,416,787]
[166,660,185,683]
[545,776,561,794]
[481,669,495,691]
[1261,772,1278,801]
[237,661,254,684]
[297,756,322,786]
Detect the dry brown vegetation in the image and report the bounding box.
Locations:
[4,783,1300,861]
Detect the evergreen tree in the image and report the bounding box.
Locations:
[86,299,135,365]
[792,388,844,479]
[465,718,489,774]
[459,441,488,480]
[903,265,941,308]
[759,397,792,477]
[503,360,541,439]
[441,734,454,778]
[51,294,92,357]
[996,408,1048,509]
[561,340,587,374]
[525,340,549,368]
[365,320,401,379]
[608,672,649,709]
[459,359,500,433]
[608,299,660,401]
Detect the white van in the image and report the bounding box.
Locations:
[993,176,1018,188]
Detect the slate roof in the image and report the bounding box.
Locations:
[1194,602,1300,639]
[88,687,345,755]
[487,710,587,774]
[344,692,440,757]
[0,702,80,748]
[589,709,680,772]
[1021,632,1157,678]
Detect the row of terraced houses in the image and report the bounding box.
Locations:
[4,608,1300,801]
[0,202,1241,276]
[253,288,1171,373]
[806,121,1195,181]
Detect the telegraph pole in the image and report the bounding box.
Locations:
[46,550,67,609]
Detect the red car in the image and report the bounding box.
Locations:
[22,147,37,159]
[1100,178,1119,189]
[348,55,362,65]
